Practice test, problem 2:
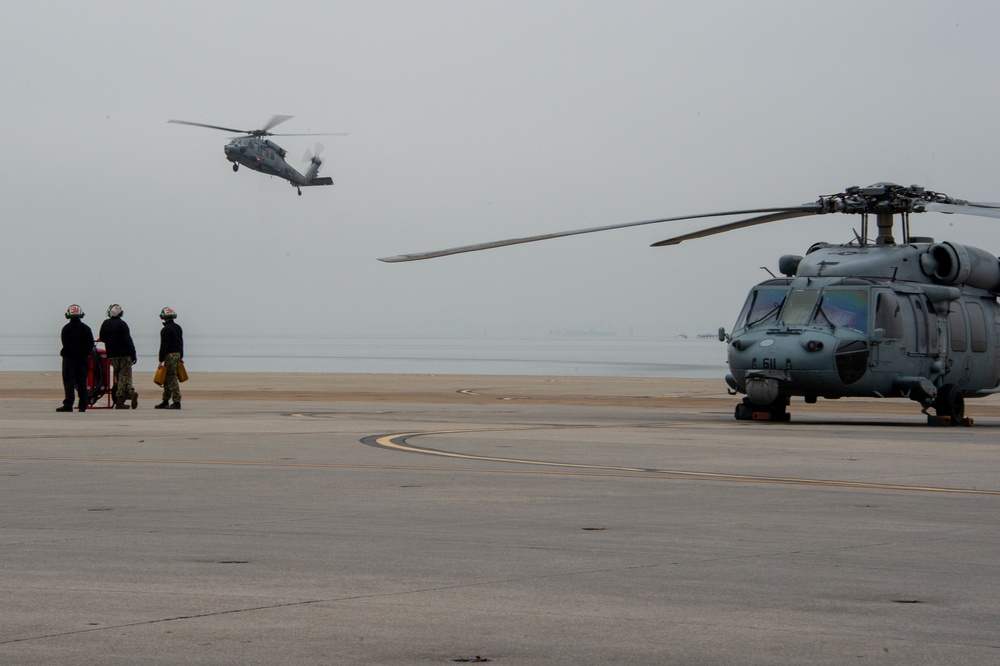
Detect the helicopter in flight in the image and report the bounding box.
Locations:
[380,182,1000,425]
[168,116,344,195]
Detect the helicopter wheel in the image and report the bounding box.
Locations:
[767,400,791,422]
[735,397,790,422]
[735,401,754,420]
[933,383,965,425]
[232,163,239,172]
[297,189,302,196]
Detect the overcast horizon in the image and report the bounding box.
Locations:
[4,1,1000,342]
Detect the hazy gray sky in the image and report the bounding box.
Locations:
[3,0,999,340]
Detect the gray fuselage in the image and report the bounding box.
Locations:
[726,241,1000,407]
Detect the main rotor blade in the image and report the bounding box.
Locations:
[921,201,1000,219]
[650,209,820,246]
[269,132,350,137]
[262,115,293,133]
[378,206,816,263]
[168,119,246,133]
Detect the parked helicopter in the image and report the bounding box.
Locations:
[380,182,1000,425]
[168,116,344,195]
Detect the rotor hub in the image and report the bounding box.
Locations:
[817,183,962,216]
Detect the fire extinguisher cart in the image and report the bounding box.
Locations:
[86,344,113,409]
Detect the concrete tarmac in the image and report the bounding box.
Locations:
[2,372,999,665]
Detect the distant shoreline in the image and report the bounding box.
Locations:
[4,371,1000,417]
[0,336,729,377]
[0,371,725,407]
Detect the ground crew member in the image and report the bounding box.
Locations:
[155,307,184,409]
[99,304,138,409]
[57,305,94,412]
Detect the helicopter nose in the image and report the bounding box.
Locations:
[223,142,243,157]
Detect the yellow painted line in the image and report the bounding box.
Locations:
[6,421,999,495]
[373,430,1000,496]
[2,452,999,494]
[375,430,648,471]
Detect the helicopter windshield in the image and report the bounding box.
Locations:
[811,289,869,331]
[737,285,870,332]
[779,289,820,326]
[738,287,789,329]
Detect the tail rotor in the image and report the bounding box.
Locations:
[303,143,327,182]
[303,142,325,166]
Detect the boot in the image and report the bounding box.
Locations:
[130,390,139,409]
[115,400,129,409]
[56,405,73,412]
[167,402,181,410]
[154,400,170,409]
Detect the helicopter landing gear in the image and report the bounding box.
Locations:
[297,188,302,196]
[232,163,239,172]
[930,383,967,426]
[734,397,790,422]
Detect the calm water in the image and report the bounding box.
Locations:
[0,335,728,378]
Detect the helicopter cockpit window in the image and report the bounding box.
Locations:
[812,289,869,331]
[739,288,788,329]
[779,289,820,326]
[874,291,903,339]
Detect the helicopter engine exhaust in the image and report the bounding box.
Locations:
[920,242,1000,292]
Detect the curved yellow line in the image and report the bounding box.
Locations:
[374,430,1000,495]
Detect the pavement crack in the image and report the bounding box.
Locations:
[0,599,325,646]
